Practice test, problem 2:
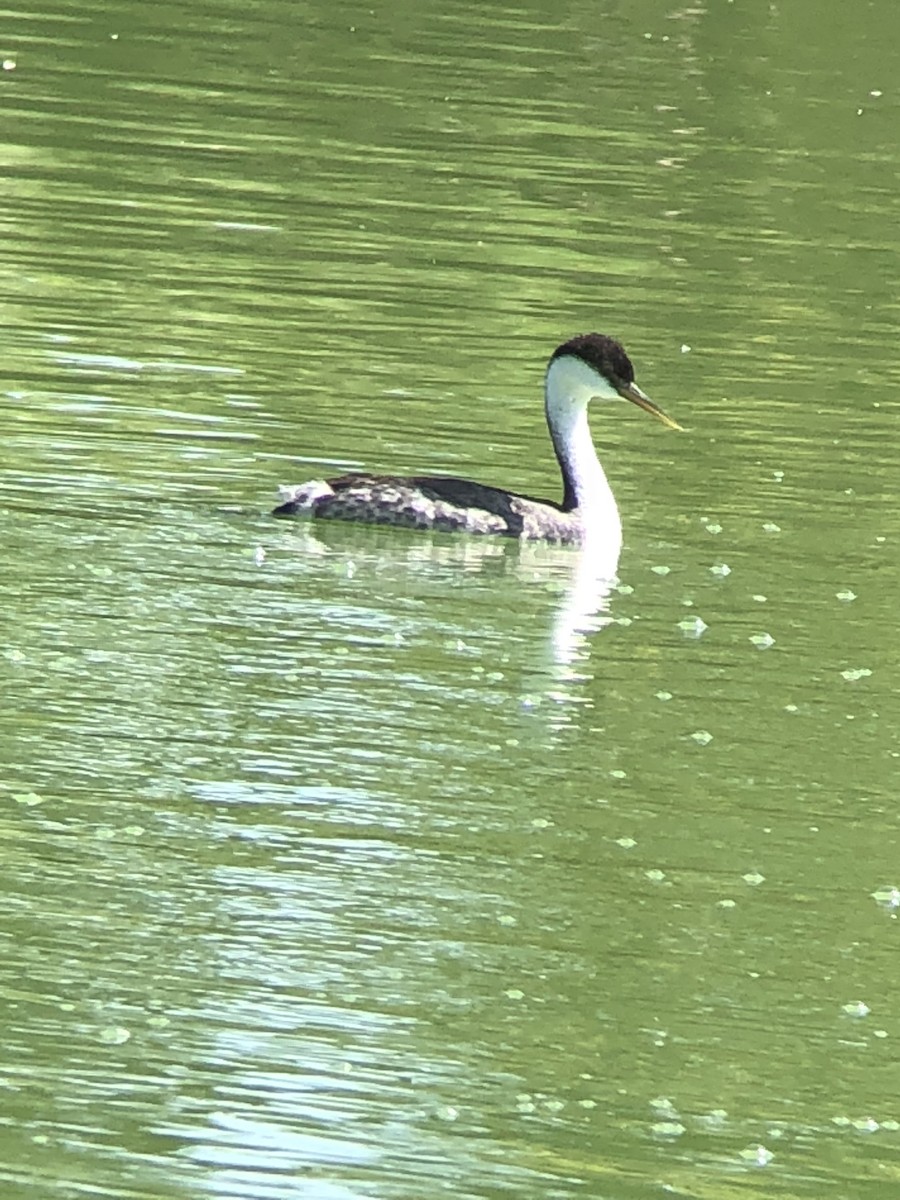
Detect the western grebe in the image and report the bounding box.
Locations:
[273,333,680,545]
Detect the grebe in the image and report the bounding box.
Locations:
[273,333,680,545]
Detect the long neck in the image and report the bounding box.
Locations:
[544,359,619,534]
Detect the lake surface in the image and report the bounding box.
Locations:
[2,1,900,1197]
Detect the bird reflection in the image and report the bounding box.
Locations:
[269,521,620,717]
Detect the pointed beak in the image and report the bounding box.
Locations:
[616,381,683,431]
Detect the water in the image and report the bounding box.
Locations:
[3,1,900,1197]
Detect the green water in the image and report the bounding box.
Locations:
[2,1,900,1197]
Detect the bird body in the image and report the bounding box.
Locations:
[273,334,679,546]
[277,472,585,540]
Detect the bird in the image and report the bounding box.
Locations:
[272,333,680,546]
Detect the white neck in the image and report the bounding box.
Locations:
[544,355,621,542]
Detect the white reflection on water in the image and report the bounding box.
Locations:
[49,349,245,375]
[548,531,619,670]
